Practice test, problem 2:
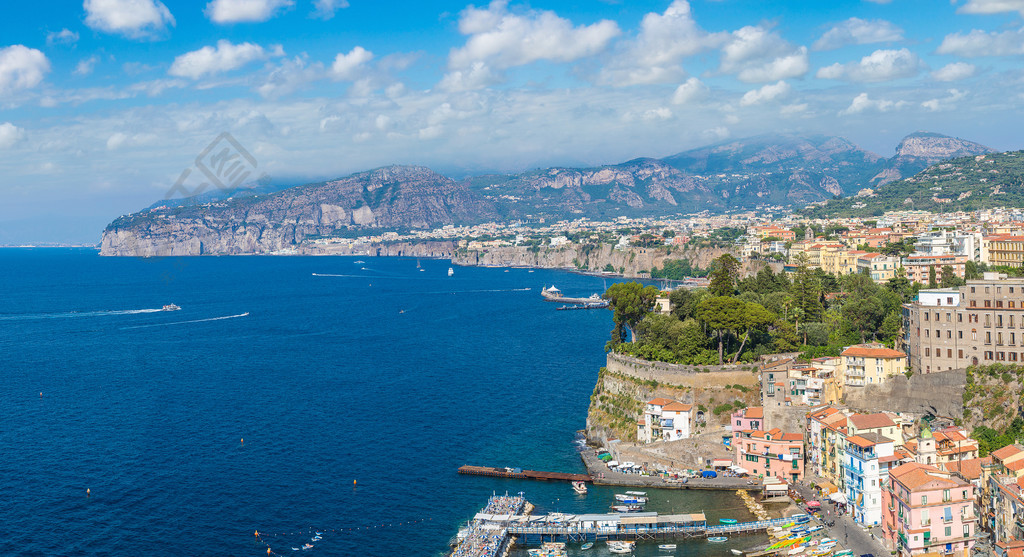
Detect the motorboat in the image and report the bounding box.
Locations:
[607,541,635,553]
[572,481,588,494]
[580,542,594,550]
[659,544,677,550]
[731,550,744,555]
[720,518,738,524]
[708,537,728,543]
[610,504,644,513]
[448,267,454,276]
[162,304,180,311]
[614,494,647,504]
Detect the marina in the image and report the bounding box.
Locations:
[451,492,799,556]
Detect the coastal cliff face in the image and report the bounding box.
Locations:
[586,353,760,444]
[101,166,495,256]
[870,132,995,186]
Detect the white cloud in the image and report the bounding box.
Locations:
[816,48,923,82]
[739,80,792,106]
[168,40,277,79]
[780,103,809,117]
[0,122,25,148]
[719,26,809,83]
[330,46,373,81]
[812,18,903,51]
[921,89,966,112]
[84,0,175,39]
[838,92,909,115]
[957,0,1024,16]
[643,107,672,121]
[258,56,324,99]
[599,0,727,86]
[937,27,1024,57]
[448,0,620,70]
[0,45,50,95]
[106,132,128,150]
[671,77,708,104]
[74,56,100,77]
[311,0,348,20]
[438,62,501,91]
[932,62,977,81]
[205,0,294,24]
[46,28,79,46]
[702,126,730,142]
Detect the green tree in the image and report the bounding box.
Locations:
[965,260,985,280]
[886,267,914,304]
[709,254,741,297]
[940,265,966,288]
[669,288,705,321]
[697,296,746,364]
[928,265,937,289]
[732,302,776,362]
[790,260,823,329]
[604,282,662,346]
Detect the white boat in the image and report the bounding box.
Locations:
[448,267,454,276]
[659,544,677,550]
[572,481,588,494]
[731,550,744,555]
[162,304,180,311]
[625,491,647,496]
[607,541,635,554]
[614,493,647,503]
[708,537,728,543]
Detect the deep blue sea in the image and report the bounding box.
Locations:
[0,249,762,556]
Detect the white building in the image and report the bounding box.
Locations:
[637,398,692,443]
[845,432,895,526]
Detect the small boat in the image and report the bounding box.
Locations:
[302,544,313,550]
[720,518,738,524]
[807,525,823,533]
[607,541,635,553]
[708,537,728,543]
[448,267,454,276]
[614,494,648,503]
[610,504,644,512]
[353,260,365,263]
[731,550,744,555]
[625,491,647,496]
[659,544,677,550]
[572,481,588,494]
[581,542,594,550]
[162,304,180,311]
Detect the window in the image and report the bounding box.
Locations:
[948,297,954,305]
[922,495,928,505]
[925,312,930,321]
[948,331,952,339]
[998,300,1004,308]
[964,524,970,537]
[943,489,950,501]
[972,329,977,341]
[1012,301,1017,309]
[986,300,992,308]
[972,287,976,293]
[947,313,952,322]
[959,314,963,323]
[945,526,952,537]
[925,348,930,356]
[959,331,963,339]
[987,331,992,343]
[959,349,963,358]
[948,349,953,358]
[926,330,930,338]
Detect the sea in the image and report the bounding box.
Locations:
[0,249,764,556]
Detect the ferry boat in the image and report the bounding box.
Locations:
[162,304,180,311]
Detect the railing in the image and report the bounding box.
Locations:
[846,369,865,377]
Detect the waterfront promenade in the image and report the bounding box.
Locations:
[580,448,762,491]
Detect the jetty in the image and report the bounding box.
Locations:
[451,493,796,553]
[458,465,592,483]
[540,285,605,305]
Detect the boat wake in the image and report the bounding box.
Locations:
[120,312,250,330]
[0,308,167,321]
[421,287,532,295]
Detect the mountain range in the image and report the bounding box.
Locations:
[101,132,996,255]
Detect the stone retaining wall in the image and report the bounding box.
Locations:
[605,352,759,388]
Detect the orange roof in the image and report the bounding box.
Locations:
[841,346,906,359]
[662,402,693,412]
[647,397,675,407]
[1006,459,1024,472]
[941,457,991,480]
[744,407,764,419]
[992,444,1024,461]
[780,433,803,442]
[890,462,963,490]
[767,428,782,437]
[849,413,896,430]
[847,435,877,448]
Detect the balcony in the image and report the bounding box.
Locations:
[846,369,866,377]
[846,379,866,387]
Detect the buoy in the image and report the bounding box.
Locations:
[39,392,42,397]
[268,548,272,555]
[241,438,244,445]
[255,530,259,537]
[86,488,90,497]
[353,479,357,486]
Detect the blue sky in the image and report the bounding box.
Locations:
[2,0,1024,243]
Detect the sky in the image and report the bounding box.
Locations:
[2,0,1024,243]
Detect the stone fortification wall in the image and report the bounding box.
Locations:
[605,352,759,388]
[844,368,966,420]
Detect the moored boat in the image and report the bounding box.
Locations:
[659,544,677,550]
[731,550,744,555]
[581,542,594,550]
[572,480,588,494]
[708,536,728,543]
[720,518,738,524]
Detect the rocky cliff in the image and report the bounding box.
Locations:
[102,166,496,256]
[870,131,995,186]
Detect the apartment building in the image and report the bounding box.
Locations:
[903,273,1024,374]
[841,344,908,387]
[845,433,896,526]
[902,254,967,285]
[637,398,692,443]
[881,462,976,557]
[857,252,900,283]
[986,235,1024,268]
[733,428,804,483]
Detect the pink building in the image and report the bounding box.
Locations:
[881,462,976,557]
[733,427,804,483]
[731,406,764,438]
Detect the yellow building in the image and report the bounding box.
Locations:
[841,344,908,388]
[986,235,1024,268]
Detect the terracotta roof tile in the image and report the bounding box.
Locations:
[992,445,1024,461]
[647,397,675,407]
[744,407,764,419]
[849,413,897,430]
[841,346,906,359]
[662,402,692,412]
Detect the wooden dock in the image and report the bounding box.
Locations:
[458,465,592,483]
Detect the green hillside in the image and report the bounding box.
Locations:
[802,151,1024,218]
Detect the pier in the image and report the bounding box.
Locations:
[451,492,797,555]
[458,465,592,483]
